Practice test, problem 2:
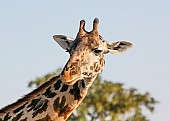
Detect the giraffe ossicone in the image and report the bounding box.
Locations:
[0,18,133,121]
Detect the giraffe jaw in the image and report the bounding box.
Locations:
[60,73,82,85]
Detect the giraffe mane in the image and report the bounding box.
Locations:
[0,75,59,114]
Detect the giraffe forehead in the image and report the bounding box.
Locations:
[76,37,104,51]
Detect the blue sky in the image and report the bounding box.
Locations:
[0,1,170,121]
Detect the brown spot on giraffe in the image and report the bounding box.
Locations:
[69,81,81,100]
[54,79,62,90]
[3,113,11,121]
[59,96,67,112]
[53,97,60,112]
[27,98,41,112]
[43,86,57,98]
[12,111,23,121]
[81,79,86,88]
[32,99,48,118]
[60,84,69,92]
[13,104,26,114]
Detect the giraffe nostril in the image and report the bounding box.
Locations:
[70,66,76,75]
[65,66,70,71]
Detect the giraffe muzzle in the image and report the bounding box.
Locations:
[61,65,81,85]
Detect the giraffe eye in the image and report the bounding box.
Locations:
[94,49,102,55]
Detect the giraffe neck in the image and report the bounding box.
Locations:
[0,74,96,121]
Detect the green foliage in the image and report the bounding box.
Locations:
[28,70,157,121]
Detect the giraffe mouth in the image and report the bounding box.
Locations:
[60,66,82,85]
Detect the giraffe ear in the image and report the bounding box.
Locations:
[53,35,74,50]
[107,41,133,54]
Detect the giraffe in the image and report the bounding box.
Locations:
[0,18,133,121]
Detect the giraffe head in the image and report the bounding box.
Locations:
[53,18,133,85]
